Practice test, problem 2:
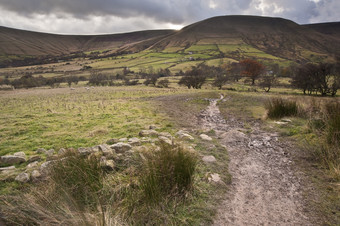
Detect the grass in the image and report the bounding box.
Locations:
[0,86,196,157]
[265,98,299,119]
[140,143,197,204]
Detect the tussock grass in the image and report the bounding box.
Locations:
[0,152,108,225]
[308,101,340,180]
[265,98,298,119]
[140,143,197,204]
[0,143,200,225]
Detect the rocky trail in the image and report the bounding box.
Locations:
[200,95,314,225]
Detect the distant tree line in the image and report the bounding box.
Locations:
[2,58,339,96]
[177,59,339,96]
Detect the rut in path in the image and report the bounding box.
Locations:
[200,96,312,225]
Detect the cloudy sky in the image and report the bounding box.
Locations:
[0,0,339,35]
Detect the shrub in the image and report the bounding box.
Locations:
[265,98,298,119]
[140,143,197,204]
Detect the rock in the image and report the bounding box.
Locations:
[139,130,159,137]
[158,136,172,145]
[101,149,115,159]
[119,138,128,142]
[274,121,288,125]
[106,138,118,145]
[176,131,194,141]
[0,166,15,172]
[36,148,47,154]
[200,134,213,141]
[111,143,132,154]
[221,129,248,144]
[13,152,26,159]
[207,173,224,184]
[149,125,157,130]
[158,132,172,139]
[28,155,41,163]
[128,137,141,146]
[103,160,115,171]
[140,137,152,144]
[58,148,67,155]
[98,144,110,152]
[27,161,39,169]
[46,149,55,157]
[40,161,54,174]
[0,155,26,165]
[281,118,292,123]
[202,155,217,163]
[15,172,30,183]
[31,170,42,181]
[78,147,93,156]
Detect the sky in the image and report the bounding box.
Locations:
[0,0,339,35]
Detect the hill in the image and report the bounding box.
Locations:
[0,15,339,67]
[0,26,174,56]
[147,16,340,62]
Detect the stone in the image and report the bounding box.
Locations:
[36,148,47,154]
[13,152,26,159]
[31,170,42,181]
[149,125,157,130]
[281,118,292,123]
[207,173,224,184]
[40,161,54,174]
[0,166,15,172]
[28,155,42,163]
[27,161,39,169]
[46,149,55,157]
[111,142,132,154]
[158,132,172,139]
[15,172,30,183]
[78,147,93,156]
[0,155,26,165]
[98,144,110,152]
[128,137,141,146]
[119,138,128,142]
[200,134,213,141]
[202,155,217,163]
[106,138,118,145]
[139,130,159,137]
[176,131,194,141]
[158,136,172,145]
[103,160,115,171]
[58,148,67,155]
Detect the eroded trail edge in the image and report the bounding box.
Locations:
[200,96,312,225]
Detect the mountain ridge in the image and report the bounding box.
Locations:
[1,15,339,67]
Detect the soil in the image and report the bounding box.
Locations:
[199,95,318,225]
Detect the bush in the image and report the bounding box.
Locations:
[265,98,298,119]
[140,143,197,204]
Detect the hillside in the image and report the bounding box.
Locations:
[0,26,174,56]
[0,15,339,68]
[148,16,340,61]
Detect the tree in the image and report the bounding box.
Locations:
[178,66,207,89]
[143,74,159,86]
[259,75,277,92]
[239,59,265,85]
[88,70,108,86]
[291,63,340,96]
[157,79,170,88]
[213,75,229,90]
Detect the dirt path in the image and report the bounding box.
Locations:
[200,96,313,225]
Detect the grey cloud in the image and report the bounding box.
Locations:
[0,0,339,35]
